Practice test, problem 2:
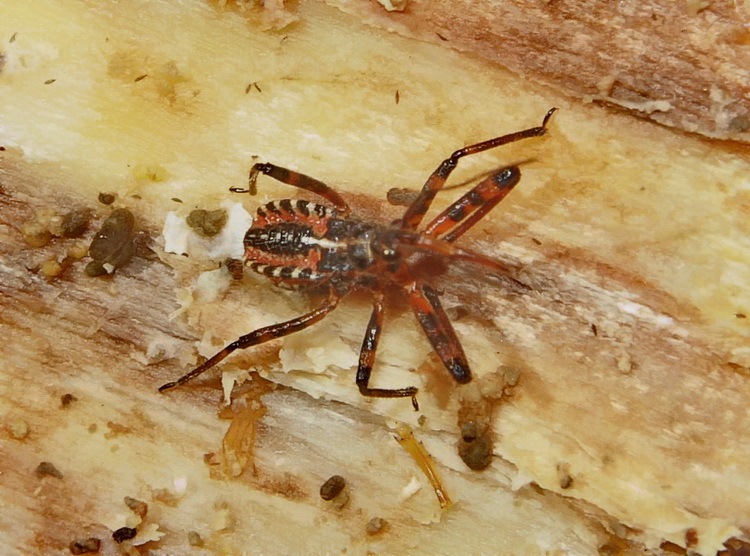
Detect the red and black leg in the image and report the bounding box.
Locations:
[232,163,351,215]
[407,281,472,385]
[422,166,521,242]
[159,291,342,392]
[400,108,556,231]
[356,292,420,410]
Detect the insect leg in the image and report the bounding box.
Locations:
[233,163,351,215]
[407,281,472,384]
[159,292,342,392]
[356,292,419,410]
[401,108,556,231]
[422,166,521,242]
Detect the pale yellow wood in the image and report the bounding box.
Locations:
[329,0,750,141]
[1,1,749,555]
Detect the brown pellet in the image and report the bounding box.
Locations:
[60,209,91,238]
[69,537,101,554]
[365,517,387,536]
[97,192,116,205]
[112,527,137,543]
[187,208,228,237]
[35,461,64,479]
[319,475,346,501]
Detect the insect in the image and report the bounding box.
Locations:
[159,109,556,409]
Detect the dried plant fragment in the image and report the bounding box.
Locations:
[394,423,452,510]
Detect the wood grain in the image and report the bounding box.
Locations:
[2,0,750,554]
[0,155,612,554]
[327,0,750,142]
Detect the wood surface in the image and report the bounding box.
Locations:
[1,1,750,555]
[329,0,750,142]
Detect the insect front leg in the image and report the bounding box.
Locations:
[422,166,521,242]
[407,281,472,385]
[159,291,342,392]
[232,162,351,215]
[356,292,419,410]
[400,108,556,231]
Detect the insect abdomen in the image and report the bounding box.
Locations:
[244,200,335,284]
[243,200,386,284]
[244,222,315,257]
[247,262,317,281]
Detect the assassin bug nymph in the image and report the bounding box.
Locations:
[159,109,556,410]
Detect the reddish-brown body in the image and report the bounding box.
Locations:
[244,201,412,291]
[243,199,332,286]
[160,109,556,409]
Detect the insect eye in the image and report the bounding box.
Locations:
[378,245,401,261]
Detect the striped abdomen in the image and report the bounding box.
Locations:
[244,199,332,284]
[244,199,385,286]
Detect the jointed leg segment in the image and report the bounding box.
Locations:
[401,108,556,232]
[231,162,351,215]
[159,292,342,392]
[408,282,472,385]
[423,166,521,242]
[356,292,419,410]
[398,233,513,274]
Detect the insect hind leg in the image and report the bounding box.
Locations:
[159,291,342,392]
